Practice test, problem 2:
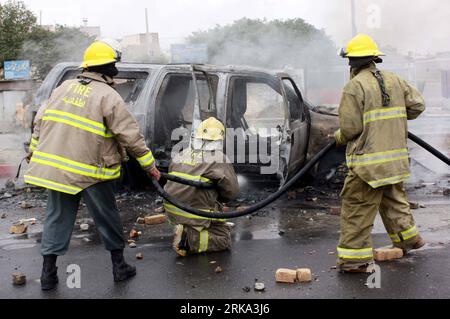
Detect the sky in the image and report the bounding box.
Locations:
[5,0,450,55]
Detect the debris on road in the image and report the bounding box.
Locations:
[20,201,33,209]
[329,207,341,215]
[275,268,297,283]
[80,224,89,231]
[209,261,217,264]
[443,188,450,196]
[1,192,13,199]
[242,286,251,293]
[296,268,312,283]
[136,253,144,260]
[9,223,28,234]
[287,191,297,200]
[254,282,265,291]
[129,229,139,238]
[144,214,167,225]
[154,206,165,214]
[215,266,223,273]
[374,247,404,261]
[12,272,26,285]
[409,202,420,209]
[129,242,137,248]
[18,218,36,225]
[1,213,6,219]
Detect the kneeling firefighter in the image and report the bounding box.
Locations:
[335,34,426,272]
[164,117,239,256]
[25,40,161,290]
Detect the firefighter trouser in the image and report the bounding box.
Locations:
[337,172,422,270]
[41,181,125,256]
[183,222,232,254]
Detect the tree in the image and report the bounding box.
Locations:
[188,18,339,69]
[0,0,37,67]
[20,25,95,79]
[0,0,94,79]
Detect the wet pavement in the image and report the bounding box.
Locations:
[0,175,449,299]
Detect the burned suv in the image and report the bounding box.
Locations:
[31,63,341,185]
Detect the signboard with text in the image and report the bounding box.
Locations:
[4,60,31,80]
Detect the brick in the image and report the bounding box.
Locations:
[296,268,312,282]
[144,214,167,225]
[374,247,404,261]
[9,224,28,234]
[275,268,297,283]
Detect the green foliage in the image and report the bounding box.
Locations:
[0,0,94,79]
[0,0,37,66]
[188,18,338,69]
[20,25,95,79]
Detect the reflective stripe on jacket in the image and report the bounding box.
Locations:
[26,72,155,194]
[164,149,239,228]
[335,64,425,188]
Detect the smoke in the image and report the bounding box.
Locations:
[189,18,340,70]
[324,0,450,56]
[19,26,94,80]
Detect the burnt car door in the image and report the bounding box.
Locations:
[278,74,310,180]
[224,72,309,183]
[150,65,219,168]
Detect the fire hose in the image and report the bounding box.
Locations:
[152,140,337,219]
[151,132,449,220]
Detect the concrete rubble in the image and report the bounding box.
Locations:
[9,223,28,234]
[275,268,297,283]
[296,268,312,282]
[275,268,312,283]
[144,214,167,225]
[254,282,265,291]
[20,201,33,209]
[374,247,404,261]
[12,272,26,285]
[129,229,140,239]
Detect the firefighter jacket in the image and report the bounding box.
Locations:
[335,63,425,188]
[164,148,239,228]
[25,72,155,195]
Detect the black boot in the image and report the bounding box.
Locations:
[111,249,136,282]
[41,255,58,291]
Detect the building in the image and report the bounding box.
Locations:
[80,26,101,39]
[120,33,162,62]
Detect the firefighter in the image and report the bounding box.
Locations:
[164,117,239,257]
[334,34,426,272]
[25,40,161,290]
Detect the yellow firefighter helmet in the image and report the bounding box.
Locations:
[195,117,225,141]
[340,34,385,58]
[80,39,122,69]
